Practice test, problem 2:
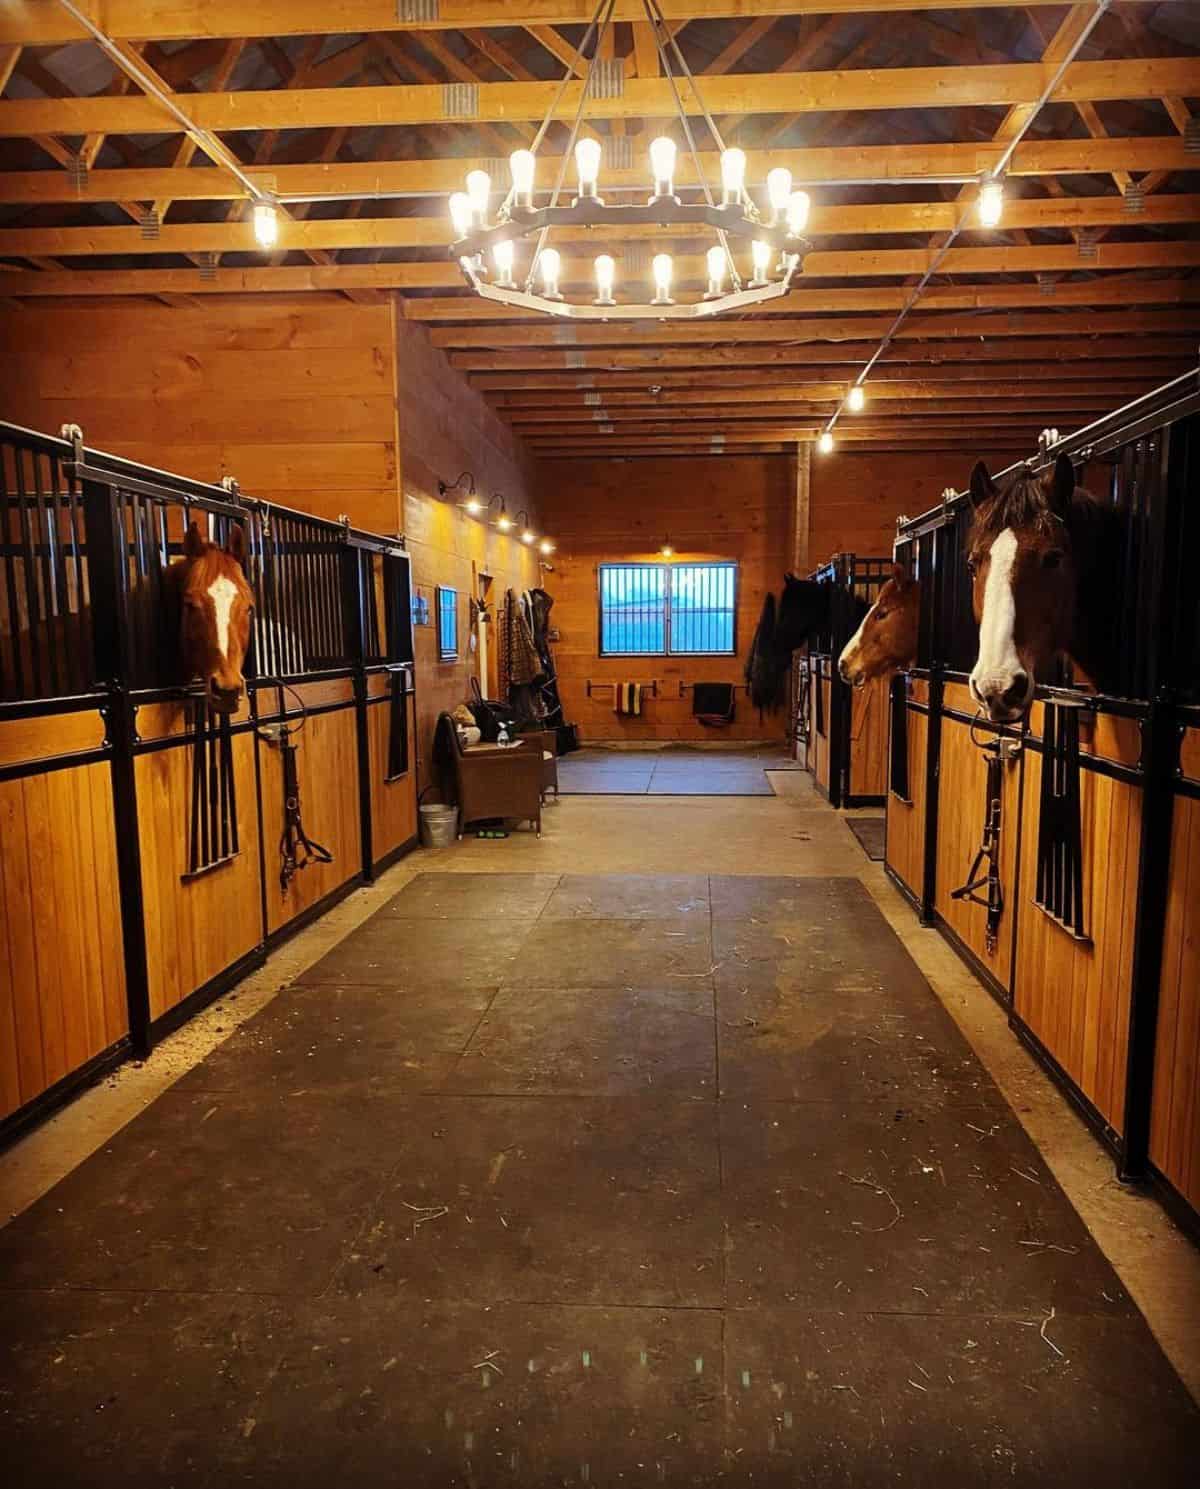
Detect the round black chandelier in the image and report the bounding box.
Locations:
[447,0,814,321]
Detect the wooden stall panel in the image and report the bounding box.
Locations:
[811,671,832,796]
[1149,731,1200,1211]
[1014,742,1143,1136]
[368,692,418,866]
[0,758,127,1118]
[933,707,1022,992]
[848,670,889,800]
[261,704,361,936]
[135,729,263,1021]
[885,701,927,904]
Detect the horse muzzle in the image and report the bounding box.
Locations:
[207,678,243,715]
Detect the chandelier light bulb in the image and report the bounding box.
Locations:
[766,167,793,221]
[539,246,563,300]
[705,243,727,299]
[846,385,866,413]
[594,253,616,306]
[252,198,278,249]
[492,238,516,288]
[448,191,473,238]
[818,430,835,455]
[720,147,746,207]
[509,149,536,210]
[979,178,1004,228]
[749,238,771,287]
[651,252,674,306]
[575,137,602,200]
[787,189,811,236]
[648,136,677,200]
[466,169,491,225]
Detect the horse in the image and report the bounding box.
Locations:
[774,574,831,657]
[169,520,255,714]
[837,564,920,687]
[966,453,1122,722]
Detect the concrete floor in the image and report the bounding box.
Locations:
[557,745,800,796]
[2,770,1199,1486]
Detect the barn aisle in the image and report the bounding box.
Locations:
[2,790,1198,1485]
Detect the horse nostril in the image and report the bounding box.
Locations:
[1002,672,1029,709]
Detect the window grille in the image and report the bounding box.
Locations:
[1034,702,1088,940]
[437,586,458,660]
[184,699,238,879]
[598,562,735,656]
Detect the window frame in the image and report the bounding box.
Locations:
[597,560,738,658]
[436,585,459,661]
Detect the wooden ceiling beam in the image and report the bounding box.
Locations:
[493,382,1160,409]
[4,136,1187,206]
[5,2,1154,47]
[506,395,1160,425]
[9,189,1196,258]
[2,59,1195,137]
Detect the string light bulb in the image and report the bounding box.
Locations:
[818,430,835,455]
[704,244,727,299]
[979,179,1004,228]
[539,247,563,300]
[509,149,535,210]
[648,136,677,201]
[719,147,746,207]
[252,198,278,249]
[651,253,674,306]
[465,169,491,226]
[594,253,616,306]
[574,137,602,201]
[846,385,866,413]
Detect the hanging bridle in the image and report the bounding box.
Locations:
[950,711,1022,954]
[257,684,333,895]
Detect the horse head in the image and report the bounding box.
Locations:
[173,522,255,714]
[837,564,919,687]
[773,575,831,657]
[966,454,1081,722]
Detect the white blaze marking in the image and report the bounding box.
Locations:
[207,575,238,661]
[838,601,873,677]
[971,527,1021,697]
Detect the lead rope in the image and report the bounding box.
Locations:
[950,713,1020,954]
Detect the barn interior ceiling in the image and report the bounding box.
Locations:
[0,1,1198,459]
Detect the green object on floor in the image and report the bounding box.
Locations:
[476,827,509,839]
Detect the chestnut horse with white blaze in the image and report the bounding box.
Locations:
[966,454,1122,723]
[838,564,920,687]
[169,521,255,714]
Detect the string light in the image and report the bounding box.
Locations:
[252,198,278,249]
[979,179,1004,228]
[818,431,835,454]
[846,385,866,413]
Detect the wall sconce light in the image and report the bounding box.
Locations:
[437,470,481,513]
[660,538,675,558]
[515,509,537,545]
[493,496,513,532]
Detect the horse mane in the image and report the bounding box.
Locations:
[970,465,1096,546]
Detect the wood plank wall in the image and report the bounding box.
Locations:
[884,678,928,901]
[393,309,542,793]
[848,671,889,799]
[367,681,418,863]
[0,299,401,534]
[536,454,792,743]
[1150,726,1200,1211]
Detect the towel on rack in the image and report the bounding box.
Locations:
[614,682,643,717]
[692,681,735,727]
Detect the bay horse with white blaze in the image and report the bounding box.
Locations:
[837,564,920,687]
[169,521,255,714]
[966,454,1123,723]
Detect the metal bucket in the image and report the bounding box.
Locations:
[419,802,459,848]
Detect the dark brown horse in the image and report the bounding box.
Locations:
[966,454,1121,721]
[837,565,920,687]
[170,522,255,714]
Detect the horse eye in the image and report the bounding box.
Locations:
[1042,549,1064,570]
[874,608,888,621]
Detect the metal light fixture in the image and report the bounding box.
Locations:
[978,178,1005,228]
[437,470,478,506]
[252,197,279,249]
[446,0,812,321]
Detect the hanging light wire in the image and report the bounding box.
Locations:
[820,0,1112,445]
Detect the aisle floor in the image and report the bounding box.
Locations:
[2,843,1199,1483]
[557,745,800,796]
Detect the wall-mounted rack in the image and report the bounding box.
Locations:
[586,679,659,698]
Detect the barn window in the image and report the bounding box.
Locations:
[437,585,458,660]
[598,562,736,656]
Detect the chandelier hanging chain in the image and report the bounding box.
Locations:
[642,0,743,290]
[523,0,618,294]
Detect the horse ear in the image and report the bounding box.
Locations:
[183,521,206,559]
[1049,454,1075,519]
[890,561,911,588]
[968,461,997,509]
[225,523,247,566]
